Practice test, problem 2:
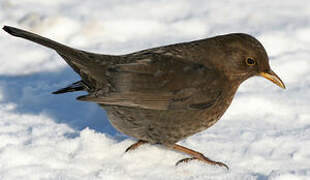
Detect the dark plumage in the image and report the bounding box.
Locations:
[3,25,285,169]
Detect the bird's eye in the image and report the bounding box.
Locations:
[246,58,256,66]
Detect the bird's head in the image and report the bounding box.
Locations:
[213,33,285,89]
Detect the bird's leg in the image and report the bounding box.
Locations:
[125,140,147,152]
[172,144,229,170]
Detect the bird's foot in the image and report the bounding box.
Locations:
[125,140,147,152]
[172,144,229,170]
[176,157,229,169]
[175,157,197,165]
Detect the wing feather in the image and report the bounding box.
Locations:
[78,54,224,110]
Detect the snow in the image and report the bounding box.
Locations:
[0,0,309,179]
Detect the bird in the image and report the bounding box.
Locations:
[3,25,285,169]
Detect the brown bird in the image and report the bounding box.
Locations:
[3,25,285,169]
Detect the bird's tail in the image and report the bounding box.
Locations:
[3,25,119,94]
[2,25,116,67]
[2,26,75,54]
[52,80,90,94]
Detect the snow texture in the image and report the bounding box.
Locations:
[0,0,310,179]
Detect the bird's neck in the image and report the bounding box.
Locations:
[225,71,252,87]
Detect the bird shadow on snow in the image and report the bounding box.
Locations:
[0,67,127,141]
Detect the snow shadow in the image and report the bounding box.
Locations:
[0,67,126,140]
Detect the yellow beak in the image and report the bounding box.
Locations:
[260,70,286,89]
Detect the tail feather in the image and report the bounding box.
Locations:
[52,81,90,94]
[2,25,116,67]
[2,25,92,69]
[3,26,73,53]
[3,25,120,93]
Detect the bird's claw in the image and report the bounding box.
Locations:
[176,157,229,170]
[175,157,197,166]
[213,161,229,170]
[125,140,147,152]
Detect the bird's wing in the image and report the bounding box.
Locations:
[78,53,225,110]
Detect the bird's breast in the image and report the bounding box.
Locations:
[103,88,237,145]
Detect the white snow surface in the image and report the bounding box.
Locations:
[0,0,310,179]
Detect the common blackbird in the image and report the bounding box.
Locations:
[3,26,285,169]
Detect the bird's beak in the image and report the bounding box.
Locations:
[259,70,286,89]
